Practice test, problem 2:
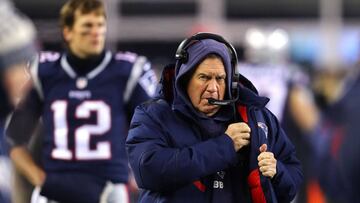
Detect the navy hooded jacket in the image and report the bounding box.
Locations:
[126,39,303,203]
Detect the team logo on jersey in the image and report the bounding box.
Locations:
[69,90,92,100]
[214,171,225,189]
[257,122,268,139]
[76,77,88,89]
[217,171,226,179]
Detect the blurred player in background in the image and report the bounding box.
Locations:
[322,67,360,202]
[307,65,360,202]
[239,28,321,203]
[6,0,157,202]
[0,0,37,202]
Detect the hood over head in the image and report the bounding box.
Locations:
[173,39,234,121]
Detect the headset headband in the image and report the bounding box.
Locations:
[175,32,239,78]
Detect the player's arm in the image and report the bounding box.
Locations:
[288,84,320,133]
[10,147,45,186]
[6,88,45,186]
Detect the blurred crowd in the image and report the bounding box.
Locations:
[1,0,360,203]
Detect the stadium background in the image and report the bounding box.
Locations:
[12,0,360,72]
[6,0,360,202]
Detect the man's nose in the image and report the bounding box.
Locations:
[91,27,101,36]
[91,26,105,37]
[206,79,218,93]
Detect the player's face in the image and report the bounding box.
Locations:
[187,57,226,117]
[2,63,30,106]
[64,11,106,58]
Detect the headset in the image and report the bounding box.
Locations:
[175,32,239,106]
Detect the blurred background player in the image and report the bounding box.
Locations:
[6,0,157,202]
[238,28,321,203]
[0,1,37,203]
[304,63,360,202]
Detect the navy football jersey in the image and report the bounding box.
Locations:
[12,50,157,183]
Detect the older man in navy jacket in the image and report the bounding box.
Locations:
[126,33,303,203]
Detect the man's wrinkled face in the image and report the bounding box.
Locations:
[187,57,226,117]
[63,11,106,58]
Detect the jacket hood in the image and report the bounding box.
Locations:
[173,39,234,121]
[175,39,233,105]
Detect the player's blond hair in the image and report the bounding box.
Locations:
[59,0,106,29]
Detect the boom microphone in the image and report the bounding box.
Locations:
[207,98,238,106]
[208,84,239,106]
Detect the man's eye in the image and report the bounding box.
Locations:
[83,24,93,29]
[199,75,208,80]
[216,77,225,82]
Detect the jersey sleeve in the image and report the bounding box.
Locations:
[123,56,158,117]
[6,53,44,147]
[6,87,43,147]
[30,51,61,100]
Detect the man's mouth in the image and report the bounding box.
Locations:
[205,97,217,105]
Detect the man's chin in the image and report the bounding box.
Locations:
[201,107,220,117]
[85,49,104,57]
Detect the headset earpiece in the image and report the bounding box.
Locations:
[175,49,188,64]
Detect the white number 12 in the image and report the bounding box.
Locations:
[51,100,111,160]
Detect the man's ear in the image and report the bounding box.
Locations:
[63,27,72,42]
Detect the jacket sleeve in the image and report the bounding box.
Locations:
[126,104,238,192]
[267,111,304,202]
